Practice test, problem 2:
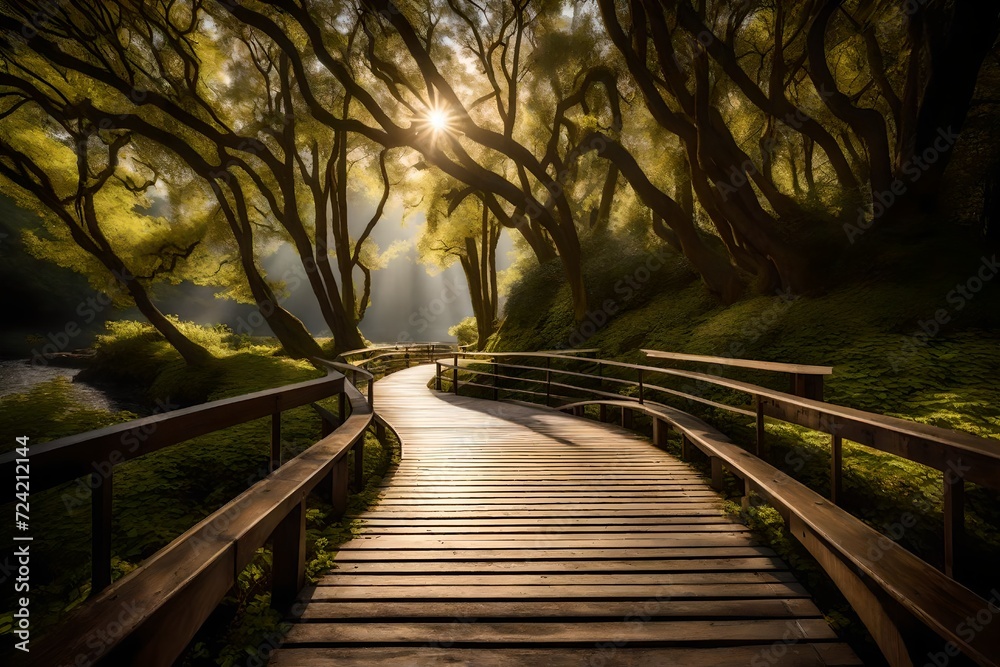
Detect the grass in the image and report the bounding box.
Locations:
[0,320,395,666]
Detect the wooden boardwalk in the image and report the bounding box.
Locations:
[270,366,860,666]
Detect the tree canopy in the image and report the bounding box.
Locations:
[1,0,996,357]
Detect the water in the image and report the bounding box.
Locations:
[0,359,130,413]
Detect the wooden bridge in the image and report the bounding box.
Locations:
[5,344,1000,666]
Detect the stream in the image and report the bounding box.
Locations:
[0,359,137,413]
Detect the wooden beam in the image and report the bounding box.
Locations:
[944,471,965,579]
[710,457,724,491]
[270,411,281,473]
[332,458,349,518]
[643,348,833,376]
[272,500,306,610]
[91,471,113,593]
[831,435,843,505]
[755,396,766,457]
[352,436,365,493]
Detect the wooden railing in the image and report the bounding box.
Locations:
[434,349,1000,667]
[642,348,833,400]
[338,342,463,373]
[4,357,379,667]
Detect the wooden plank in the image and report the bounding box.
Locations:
[332,546,780,562]
[306,583,810,600]
[316,572,798,586]
[335,535,753,550]
[282,618,837,643]
[270,645,861,667]
[327,557,788,573]
[298,597,821,620]
[357,525,745,535]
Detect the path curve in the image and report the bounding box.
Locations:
[270,365,859,666]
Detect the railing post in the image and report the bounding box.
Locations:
[790,373,825,401]
[755,395,766,457]
[368,376,374,407]
[638,368,644,404]
[653,418,668,447]
[710,456,724,491]
[452,354,459,395]
[320,412,335,437]
[492,361,499,401]
[352,436,365,493]
[271,500,305,609]
[435,362,442,391]
[545,357,552,406]
[621,407,633,429]
[944,468,965,578]
[270,411,281,473]
[338,392,347,425]
[830,435,843,505]
[331,457,349,517]
[91,471,113,593]
[405,352,410,369]
[681,434,693,461]
[599,404,608,422]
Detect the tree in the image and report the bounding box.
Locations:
[0,92,212,364]
[0,1,408,355]
[596,0,999,295]
[418,181,501,349]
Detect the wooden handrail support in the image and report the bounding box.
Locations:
[22,362,374,667]
[557,398,1000,667]
[643,348,833,400]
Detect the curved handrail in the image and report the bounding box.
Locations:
[558,397,999,667]
[0,367,346,501]
[448,351,1000,488]
[434,350,1000,667]
[23,358,376,667]
[337,342,461,361]
[642,348,833,375]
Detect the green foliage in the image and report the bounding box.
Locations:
[448,316,479,348]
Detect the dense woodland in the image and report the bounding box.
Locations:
[1,0,997,357]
